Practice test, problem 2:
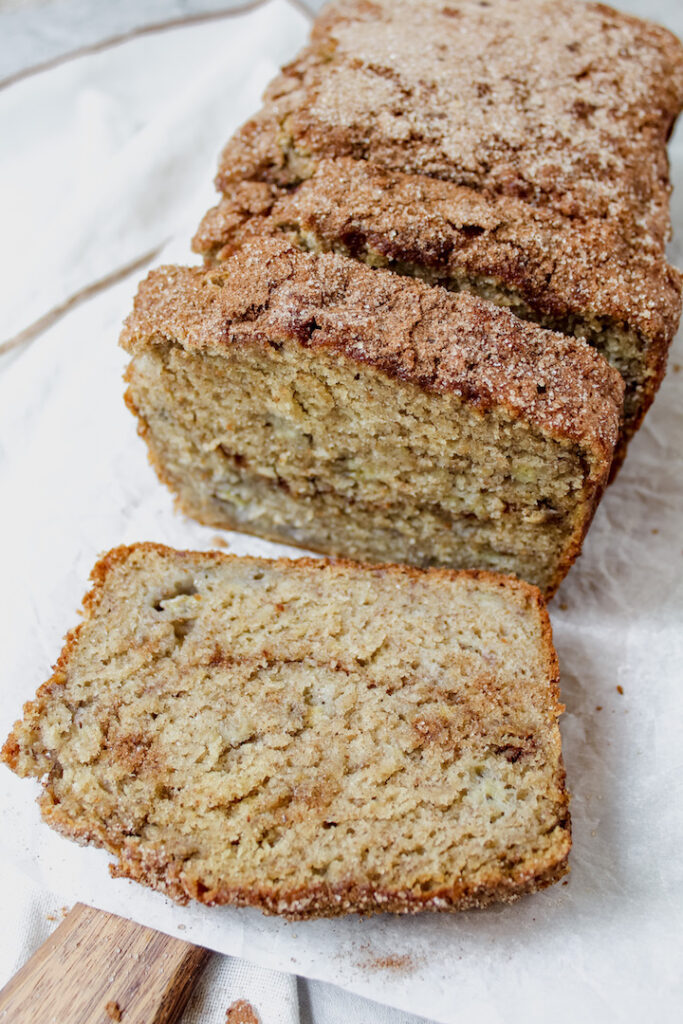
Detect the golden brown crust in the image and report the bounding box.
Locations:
[108,836,571,918]
[120,240,623,476]
[196,159,683,356]
[217,0,683,238]
[2,542,570,918]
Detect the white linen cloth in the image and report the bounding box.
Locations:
[0,2,682,1022]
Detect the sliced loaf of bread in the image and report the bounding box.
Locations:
[121,240,623,596]
[2,543,571,917]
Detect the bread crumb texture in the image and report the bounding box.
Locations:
[2,544,570,918]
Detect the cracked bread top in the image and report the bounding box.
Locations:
[195,157,683,349]
[216,0,683,251]
[121,238,623,473]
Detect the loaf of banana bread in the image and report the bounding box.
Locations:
[194,0,683,448]
[2,543,571,917]
[120,239,623,596]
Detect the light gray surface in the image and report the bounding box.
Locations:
[0,0,326,83]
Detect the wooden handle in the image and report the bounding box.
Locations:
[0,903,210,1023]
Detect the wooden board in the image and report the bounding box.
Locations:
[0,903,210,1023]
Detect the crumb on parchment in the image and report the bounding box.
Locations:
[226,999,260,1024]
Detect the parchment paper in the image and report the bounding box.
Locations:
[1,2,682,1021]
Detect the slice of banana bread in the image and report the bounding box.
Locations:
[194,0,683,447]
[2,543,571,917]
[120,240,622,597]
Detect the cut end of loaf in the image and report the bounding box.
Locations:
[120,243,621,596]
[3,543,570,918]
